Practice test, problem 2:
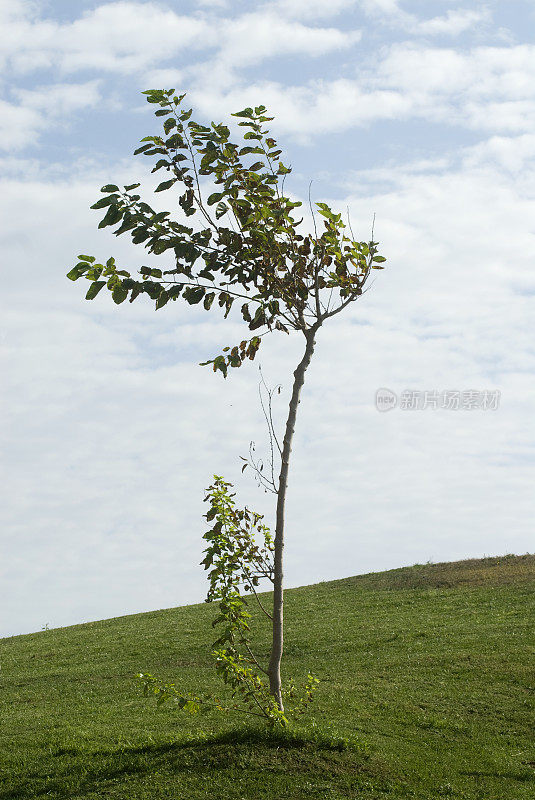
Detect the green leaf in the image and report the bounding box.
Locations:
[232,108,254,118]
[316,202,334,219]
[114,213,136,236]
[215,201,228,220]
[90,196,116,210]
[98,204,122,228]
[156,290,170,309]
[112,284,128,304]
[132,229,150,244]
[85,281,106,300]
[86,266,103,280]
[166,133,185,149]
[133,143,152,155]
[151,159,170,174]
[155,179,175,192]
[129,284,143,303]
[163,117,176,134]
[66,266,84,281]
[142,281,161,299]
[100,184,119,193]
[207,192,225,206]
[152,240,171,255]
[151,212,169,223]
[239,146,263,156]
[184,286,205,305]
[77,255,95,263]
[213,356,228,378]
[167,285,183,300]
[372,255,386,262]
[203,292,215,310]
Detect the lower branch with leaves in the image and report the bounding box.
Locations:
[137,476,318,728]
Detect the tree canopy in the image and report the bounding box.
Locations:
[68,88,385,376]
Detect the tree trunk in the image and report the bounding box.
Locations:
[268,328,317,710]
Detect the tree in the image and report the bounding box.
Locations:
[67,88,386,713]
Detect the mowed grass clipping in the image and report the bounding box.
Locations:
[1,554,534,799]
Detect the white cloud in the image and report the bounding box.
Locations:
[1,2,360,79]
[462,133,535,174]
[359,0,401,14]
[0,2,358,151]
[357,1,492,39]
[0,0,36,21]
[464,99,535,134]
[0,81,101,152]
[140,67,184,89]
[190,78,407,140]
[162,10,362,100]
[372,43,535,132]
[0,100,42,149]
[180,34,535,139]
[195,11,361,82]
[376,44,467,95]
[271,0,358,20]
[61,3,210,73]
[417,8,491,37]
[378,44,535,99]
[15,80,101,114]
[188,38,535,139]
[2,2,526,154]
[1,2,213,76]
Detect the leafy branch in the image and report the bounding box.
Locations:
[138,476,319,728]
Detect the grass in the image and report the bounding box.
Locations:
[1,553,534,799]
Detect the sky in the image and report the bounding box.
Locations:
[1,0,534,638]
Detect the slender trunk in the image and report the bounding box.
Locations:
[268,328,317,709]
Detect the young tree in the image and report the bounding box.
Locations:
[67,89,386,712]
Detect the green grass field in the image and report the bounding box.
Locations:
[1,554,534,799]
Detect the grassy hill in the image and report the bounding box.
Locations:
[1,554,534,799]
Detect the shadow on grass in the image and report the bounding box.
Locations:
[119,724,366,756]
[1,726,369,800]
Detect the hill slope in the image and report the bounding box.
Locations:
[1,554,534,799]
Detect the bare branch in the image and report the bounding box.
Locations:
[242,572,274,621]
[346,205,356,241]
[246,440,277,494]
[180,121,220,234]
[259,366,282,463]
[243,640,269,675]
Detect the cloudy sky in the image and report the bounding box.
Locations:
[1,0,534,638]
